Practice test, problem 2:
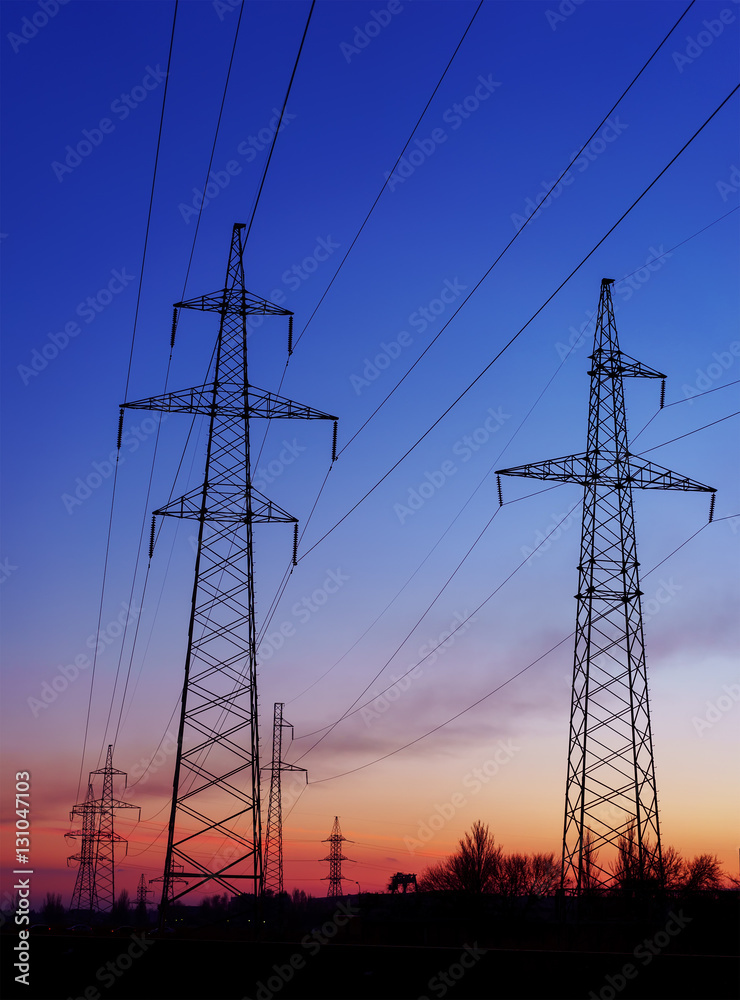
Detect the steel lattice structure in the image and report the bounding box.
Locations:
[66,783,98,914]
[321,816,353,897]
[66,746,140,914]
[263,702,306,895]
[135,874,153,908]
[123,223,337,916]
[498,279,713,894]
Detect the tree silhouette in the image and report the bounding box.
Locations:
[41,893,64,923]
[683,854,725,892]
[419,821,502,893]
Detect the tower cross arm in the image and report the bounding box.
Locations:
[497,453,714,492]
[619,455,714,492]
[122,384,337,422]
[497,452,589,483]
[589,350,665,380]
[175,289,291,317]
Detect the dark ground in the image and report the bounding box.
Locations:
[3,892,738,1000]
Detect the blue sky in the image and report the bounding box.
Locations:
[1,0,738,902]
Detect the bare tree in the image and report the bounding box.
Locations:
[660,845,687,891]
[418,821,502,893]
[683,854,726,892]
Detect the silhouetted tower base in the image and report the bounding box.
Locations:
[321,816,354,897]
[263,702,307,896]
[498,279,713,894]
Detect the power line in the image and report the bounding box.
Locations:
[637,410,739,455]
[180,1,244,298]
[291,0,485,351]
[297,82,739,563]
[331,0,699,457]
[75,1,180,804]
[243,0,315,250]
[308,518,719,786]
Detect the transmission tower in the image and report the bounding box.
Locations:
[263,702,307,895]
[66,783,98,914]
[135,874,153,908]
[497,278,714,894]
[321,816,354,897]
[122,223,337,917]
[66,747,140,914]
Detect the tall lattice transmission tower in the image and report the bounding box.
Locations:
[122,223,337,917]
[66,746,140,914]
[263,702,307,895]
[66,783,98,914]
[497,278,714,894]
[321,816,353,897]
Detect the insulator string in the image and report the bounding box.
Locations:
[117,409,125,451]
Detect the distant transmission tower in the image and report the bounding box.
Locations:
[321,816,353,897]
[66,747,140,914]
[497,278,713,894]
[122,223,337,917]
[135,874,153,909]
[263,702,307,895]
